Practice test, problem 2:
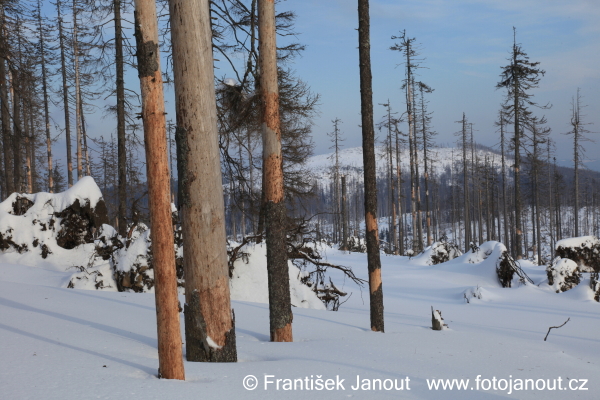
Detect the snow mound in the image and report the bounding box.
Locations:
[437,241,532,288]
[547,257,582,293]
[555,235,600,273]
[229,242,326,310]
[411,240,462,265]
[0,178,111,282]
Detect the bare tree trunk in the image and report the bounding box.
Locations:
[11,68,23,192]
[0,57,13,196]
[37,0,53,192]
[133,0,185,379]
[56,3,73,187]
[24,106,32,193]
[0,6,13,197]
[420,90,432,247]
[395,126,404,255]
[258,0,293,342]
[341,174,348,250]
[80,99,91,176]
[358,0,384,332]
[73,0,82,181]
[114,0,127,236]
[461,114,471,251]
[499,112,510,251]
[572,90,580,237]
[169,0,237,361]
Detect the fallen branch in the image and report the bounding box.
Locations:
[288,242,366,286]
[544,318,570,341]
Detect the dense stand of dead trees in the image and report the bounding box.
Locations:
[0,2,598,367]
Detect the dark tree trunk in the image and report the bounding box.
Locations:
[358,0,384,332]
[38,0,53,192]
[57,3,73,187]
[114,0,127,236]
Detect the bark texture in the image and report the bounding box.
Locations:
[358,0,384,332]
[168,0,237,361]
[258,0,293,342]
[134,0,185,380]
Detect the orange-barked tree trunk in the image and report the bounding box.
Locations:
[258,0,293,342]
[168,0,237,362]
[133,0,185,380]
[358,0,384,332]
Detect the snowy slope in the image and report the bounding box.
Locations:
[306,145,506,189]
[1,243,599,399]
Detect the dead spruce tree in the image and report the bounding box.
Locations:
[35,0,54,192]
[358,0,384,332]
[328,117,344,244]
[258,0,293,342]
[391,31,424,252]
[456,113,472,252]
[133,0,184,379]
[496,27,547,259]
[563,88,593,237]
[169,0,237,361]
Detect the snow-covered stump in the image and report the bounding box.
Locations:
[547,258,582,293]
[555,236,600,273]
[431,306,447,331]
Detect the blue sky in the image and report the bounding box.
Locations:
[44,0,600,173]
[278,0,600,170]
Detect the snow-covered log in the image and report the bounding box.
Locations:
[546,257,581,293]
[555,236,600,273]
[0,177,108,257]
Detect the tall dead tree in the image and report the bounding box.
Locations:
[358,0,384,332]
[73,0,83,181]
[55,0,74,187]
[36,0,53,192]
[0,5,14,195]
[113,0,127,235]
[169,0,237,361]
[341,174,348,250]
[456,113,471,252]
[258,0,293,342]
[417,82,435,247]
[496,110,510,252]
[133,0,185,379]
[527,116,550,264]
[328,117,344,243]
[391,31,423,252]
[497,27,546,259]
[564,89,592,238]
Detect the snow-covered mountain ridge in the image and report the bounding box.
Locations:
[305,144,506,187]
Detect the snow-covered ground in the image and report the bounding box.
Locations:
[1,241,598,399]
